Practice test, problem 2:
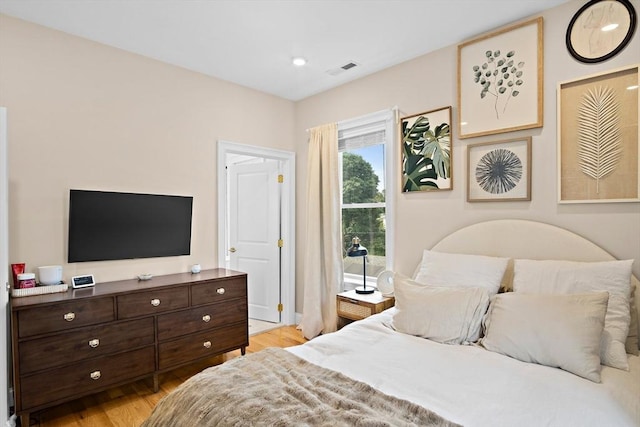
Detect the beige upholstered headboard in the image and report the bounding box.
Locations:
[430,219,640,350]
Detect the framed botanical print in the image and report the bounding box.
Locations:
[400,106,452,192]
[557,64,639,203]
[467,137,531,202]
[458,17,543,139]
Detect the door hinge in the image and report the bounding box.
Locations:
[278,174,284,183]
[277,303,284,312]
[277,239,284,248]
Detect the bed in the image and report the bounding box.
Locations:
[142,220,640,427]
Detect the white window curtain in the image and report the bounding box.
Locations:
[299,123,343,339]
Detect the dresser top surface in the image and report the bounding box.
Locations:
[11,268,246,309]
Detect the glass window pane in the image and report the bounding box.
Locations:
[342,145,385,204]
[342,207,386,279]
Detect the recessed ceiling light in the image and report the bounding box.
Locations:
[292,57,307,67]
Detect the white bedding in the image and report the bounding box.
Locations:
[289,308,640,427]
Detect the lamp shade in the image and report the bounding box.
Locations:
[347,237,368,257]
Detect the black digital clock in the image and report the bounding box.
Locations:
[71,274,96,289]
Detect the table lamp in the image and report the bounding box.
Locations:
[347,236,373,294]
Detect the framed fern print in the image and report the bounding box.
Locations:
[400,106,452,192]
[458,17,543,139]
[558,64,639,203]
[467,137,531,202]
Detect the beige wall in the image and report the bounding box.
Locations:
[295,0,640,310]
[0,15,295,283]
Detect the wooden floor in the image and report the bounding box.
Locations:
[23,326,306,427]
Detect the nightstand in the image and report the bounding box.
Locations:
[336,290,395,328]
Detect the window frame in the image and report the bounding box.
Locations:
[337,109,396,289]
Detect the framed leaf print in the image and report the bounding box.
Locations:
[467,137,531,202]
[558,64,639,203]
[400,106,452,192]
[458,17,543,139]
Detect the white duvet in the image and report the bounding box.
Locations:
[288,309,640,427]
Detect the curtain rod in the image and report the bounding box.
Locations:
[305,106,399,133]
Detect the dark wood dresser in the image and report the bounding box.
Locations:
[10,268,248,425]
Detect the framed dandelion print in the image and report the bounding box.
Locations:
[458,17,543,139]
[558,64,639,203]
[400,106,452,192]
[467,137,531,202]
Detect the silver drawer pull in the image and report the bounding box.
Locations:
[88,339,100,348]
[202,314,211,323]
[216,288,225,295]
[203,341,212,349]
[150,298,161,307]
[63,312,75,322]
[90,370,101,380]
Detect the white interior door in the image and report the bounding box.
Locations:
[228,160,281,322]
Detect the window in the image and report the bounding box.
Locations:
[338,110,395,290]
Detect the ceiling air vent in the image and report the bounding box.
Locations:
[327,61,359,76]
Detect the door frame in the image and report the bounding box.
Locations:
[217,140,296,325]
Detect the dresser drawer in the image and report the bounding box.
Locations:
[157,300,247,341]
[17,298,114,338]
[20,346,155,411]
[19,318,154,375]
[117,287,188,319]
[158,322,248,370]
[191,278,246,305]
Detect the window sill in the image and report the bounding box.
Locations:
[342,276,378,292]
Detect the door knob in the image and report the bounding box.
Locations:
[229,247,236,253]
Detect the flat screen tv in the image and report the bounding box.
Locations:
[68,189,193,263]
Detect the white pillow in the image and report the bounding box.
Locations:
[481,292,609,383]
[513,259,633,370]
[391,274,490,344]
[414,250,509,295]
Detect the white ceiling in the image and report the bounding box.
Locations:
[0,0,570,101]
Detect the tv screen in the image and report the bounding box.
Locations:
[68,190,193,263]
